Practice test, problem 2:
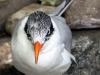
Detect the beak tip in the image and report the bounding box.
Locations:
[35,58,38,64]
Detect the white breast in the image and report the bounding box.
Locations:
[11,15,73,75]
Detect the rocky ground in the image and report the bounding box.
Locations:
[68,29,100,75]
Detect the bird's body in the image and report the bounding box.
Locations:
[11,0,75,75]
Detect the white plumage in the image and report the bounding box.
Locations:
[11,0,75,75]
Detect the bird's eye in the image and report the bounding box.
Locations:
[45,30,50,41]
[26,30,31,40]
[46,30,50,37]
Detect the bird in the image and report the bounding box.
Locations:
[11,0,76,75]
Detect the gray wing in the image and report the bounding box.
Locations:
[49,0,73,16]
[49,0,73,52]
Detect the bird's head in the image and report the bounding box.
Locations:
[24,11,54,64]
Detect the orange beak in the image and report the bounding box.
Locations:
[33,41,44,64]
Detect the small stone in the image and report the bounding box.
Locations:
[0,41,12,69]
[40,0,64,6]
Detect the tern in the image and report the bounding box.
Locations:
[11,0,76,75]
